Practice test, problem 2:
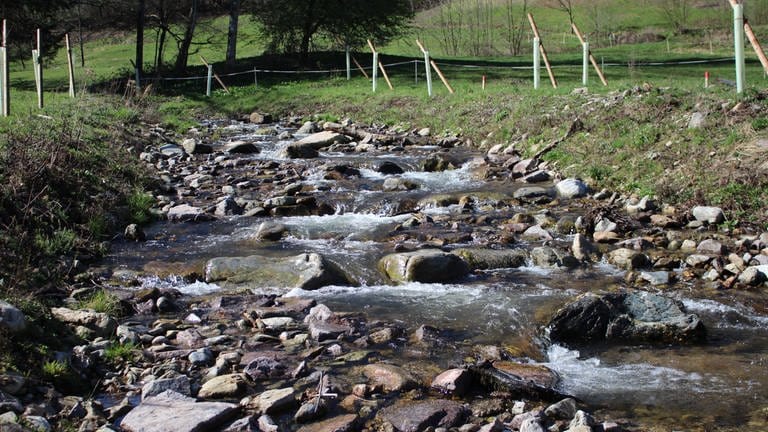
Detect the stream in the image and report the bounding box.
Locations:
[103,120,768,430]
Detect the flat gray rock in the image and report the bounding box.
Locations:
[121,390,239,432]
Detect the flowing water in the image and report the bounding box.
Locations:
[105,121,768,430]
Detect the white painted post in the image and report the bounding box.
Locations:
[582,42,589,86]
[1,19,8,117]
[66,34,75,98]
[733,3,746,93]
[424,51,432,97]
[345,45,351,80]
[206,64,213,96]
[254,68,258,88]
[372,52,378,92]
[533,37,541,90]
[414,60,418,85]
[35,28,43,109]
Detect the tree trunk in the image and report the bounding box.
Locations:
[226,0,240,66]
[136,0,145,76]
[299,0,317,66]
[174,0,199,74]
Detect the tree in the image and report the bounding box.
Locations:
[249,0,413,65]
[545,0,575,27]
[505,0,528,56]
[0,0,75,63]
[173,0,199,73]
[225,0,240,66]
[656,0,690,34]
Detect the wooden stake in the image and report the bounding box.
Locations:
[66,34,75,98]
[430,60,454,94]
[527,13,557,88]
[572,23,608,86]
[199,56,229,93]
[745,21,768,75]
[351,55,369,79]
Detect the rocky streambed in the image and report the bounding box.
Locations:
[3,115,768,432]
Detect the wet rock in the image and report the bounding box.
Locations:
[556,178,589,199]
[640,271,670,286]
[205,253,352,292]
[431,368,473,396]
[523,226,554,241]
[697,239,726,255]
[0,372,25,395]
[249,112,272,124]
[607,248,650,270]
[691,206,725,225]
[452,248,528,270]
[181,138,212,155]
[281,131,349,159]
[124,224,146,241]
[0,301,26,333]
[297,121,319,135]
[545,398,578,420]
[51,307,116,339]
[520,417,546,432]
[222,416,259,432]
[513,187,553,203]
[256,221,288,241]
[686,254,712,268]
[379,400,468,432]
[243,357,286,381]
[377,161,405,174]
[512,159,536,177]
[626,196,656,214]
[383,177,420,191]
[379,250,470,283]
[198,374,247,399]
[121,390,239,432]
[569,410,596,430]
[142,375,191,399]
[523,170,552,183]
[362,364,419,392]
[167,204,215,222]
[531,247,561,268]
[738,266,767,286]
[296,414,358,432]
[422,155,457,172]
[216,197,244,216]
[572,234,599,262]
[308,321,351,341]
[243,388,295,414]
[368,327,402,344]
[294,399,327,423]
[547,291,705,346]
[224,141,260,154]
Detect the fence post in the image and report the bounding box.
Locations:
[533,37,540,90]
[1,19,8,117]
[582,42,589,86]
[733,2,745,93]
[206,64,213,97]
[416,40,433,97]
[372,52,378,93]
[33,28,43,109]
[254,68,258,88]
[414,60,418,85]
[345,45,351,80]
[66,34,75,98]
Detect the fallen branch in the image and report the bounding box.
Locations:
[532,118,583,161]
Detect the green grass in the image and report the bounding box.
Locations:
[77,290,122,316]
[104,341,139,364]
[42,359,69,378]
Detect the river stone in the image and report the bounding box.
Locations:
[513,187,553,202]
[520,418,546,432]
[121,390,238,432]
[697,239,726,255]
[51,307,116,338]
[362,364,419,392]
[198,374,247,399]
[0,373,24,396]
[296,414,358,432]
[738,266,767,286]
[379,250,470,283]
[522,170,552,183]
[691,206,725,224]
[224,141,260,154]
[142,375,191,399]
[377,161,404,175]
[607,248,650,270]
[431,368,473,396]
[249,112,272,124]
[167,204,215,222]
[159,144,184,157]
[640,271,670,286]
[383,177,420,191]
[281,131,349,159]
[545,398,578,420]
[205,253,351,292]
[380,400,467,432]
[246,388,295,414]
[244,357,286,381]
[572,234,598,262]
[547,291,705,345]
[523,225,554,241]
[308,321,351,341]
[452,248,528,270]
[0,301,26,333]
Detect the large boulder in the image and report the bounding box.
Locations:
[546,291,705,346]
[362,364,419,392]
[379,250,470,283]
[121,390,239,432]
[691,206,725,225]
[451,248,528,270]
[0,301,26,333]
[51,307,117,339]
[280,131,349,159]
[378,400,468,432]
[205,253,352,292]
